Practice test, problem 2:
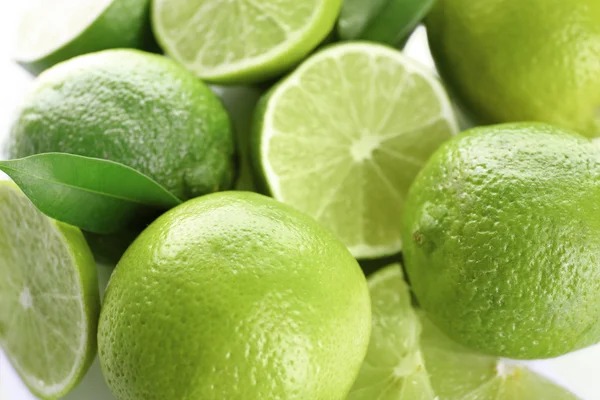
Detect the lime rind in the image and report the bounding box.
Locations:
[0,181,99,399]
[15,0,112,61]
[259,42,458,258]
[14,0,153,75]
[152,0,343,83]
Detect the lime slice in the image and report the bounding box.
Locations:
[254,43,458,258]
[338,0,435,46]
[15,0,153,75]
[152,0,343,84]
[419,314,581,400]
[0,181,100,399]
[349,263,580,399]
[348,264,436,399]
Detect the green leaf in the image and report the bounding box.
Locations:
[0,153,182,234]
[338,0,436,46]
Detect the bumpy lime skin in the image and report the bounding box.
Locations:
[402,123,600,359]
[427,0,600,138]
[98,191,371,400]
[7,49,235,201]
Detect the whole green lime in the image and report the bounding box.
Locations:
[402,123,600,359]
[98,191,371,400]
[427,0,600,138]
[6,49,235,200]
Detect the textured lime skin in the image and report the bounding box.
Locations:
[427,0,600,138]
[402,123,600,359]
[16,0,157,75]
[98,191,371,400]
[7,49,234,200]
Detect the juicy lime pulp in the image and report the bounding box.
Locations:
[15,0,153,74]
[348,264,435,399]
[255,42,458,259]
[152,0,343,83]
[350,264,580,399]
[420,314,581,400]
[0,181,100,399]
[16,0,112,61]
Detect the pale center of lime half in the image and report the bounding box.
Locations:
[496,360,519,378]
[19,287,33,310]
[351,134,382,162]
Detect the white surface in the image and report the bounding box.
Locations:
[0,2,599,400]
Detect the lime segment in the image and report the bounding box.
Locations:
[419,314,581,399]
[152,0,343,83]
[0,181,100,399]
[255,43,458,258]
[349,263,580,399]
[348,264,436,399]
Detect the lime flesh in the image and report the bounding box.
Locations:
[0,181,99,399]
[16,0,112,61]
[420,315,581,400]
[255,42,458,258]
[350,264,580,399]
[152,0,343,84]
[15,0,153,75]
[348,264,436,399]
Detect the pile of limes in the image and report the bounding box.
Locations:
[2,0,600,399]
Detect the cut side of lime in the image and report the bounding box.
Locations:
[152,0,343,84]
[255,43,458,258]
[15,0,153,75]
[348,264,436,399]
[419,314,581,400]
[0,181,100,399]
[338,0,436,46]
[349,264,580,399]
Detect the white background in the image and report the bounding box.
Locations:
[0,1,599,399]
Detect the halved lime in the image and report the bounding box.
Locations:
[350,264,580,399]
[348,264,436,399]
[338,0,435,46]
[419,314,581,400]
[0,181,100,399]
[15,0,153,75]
[152,0,343,84]
[254,43,458,258]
